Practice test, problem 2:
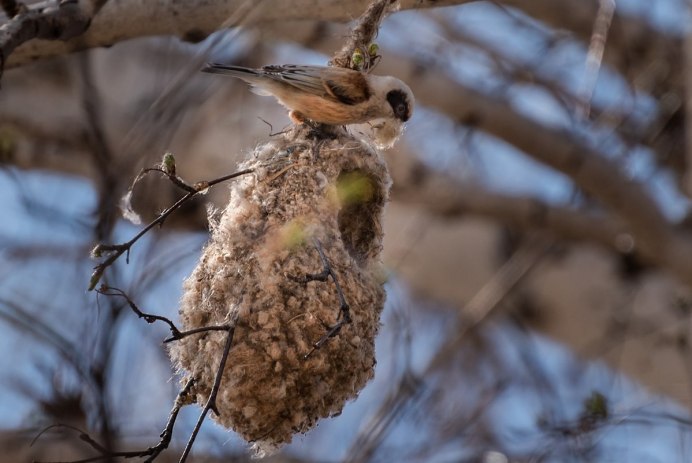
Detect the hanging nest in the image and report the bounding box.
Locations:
[168,125,390,456]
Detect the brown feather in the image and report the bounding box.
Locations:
[322,69,371,105]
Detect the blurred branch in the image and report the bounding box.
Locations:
[2,0,475,69]
[0,115,89,156]
[498,0,682,95]
[0,0,106,76]
[78,52,118,241]
[429,12,659,161]
[498,0,686,182]
[0,297,87,380]
[1,0,22,19]
[387,56,692,285]
[386,138,692,286]
[686,21,692,196]
[33,379,194,463]
[346,237,550,462]
[389,153,627,251]
[577,0,615,119]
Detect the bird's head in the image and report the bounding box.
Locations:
[368,76,414,123]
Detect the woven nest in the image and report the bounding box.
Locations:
[168,125,390,455]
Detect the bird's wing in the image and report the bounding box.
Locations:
[321,67,371,105]
[261,65,370,105]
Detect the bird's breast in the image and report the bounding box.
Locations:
[277,93,377,125]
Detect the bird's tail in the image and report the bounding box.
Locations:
[201,63,258,78]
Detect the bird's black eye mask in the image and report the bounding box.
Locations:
[386,89,411,122]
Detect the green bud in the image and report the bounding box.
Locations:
[90,244,103,259]
[351,49,365,70]
[583,391,608,422]
[162,152,176,176]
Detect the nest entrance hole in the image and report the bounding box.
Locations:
[335,169,384,266]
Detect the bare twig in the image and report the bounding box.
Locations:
[141,377,195,463]
[96,286,233,343]
[293,238,352,359]
[32,378,195,463]
[180,327,234,463]
[96,286,182,336]
[88,166,254,290]
[34,285,239,463]
[179,326,235,462]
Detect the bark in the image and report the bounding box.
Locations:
[2,0,475,68]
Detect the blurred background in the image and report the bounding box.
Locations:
[1,0,692,461]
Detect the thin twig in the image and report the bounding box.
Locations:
[134,165,198,195]
[96,286,233,343]
[32,378,196,463]
[33,284,239,463]
[89,167,254,290]
[96,286,182,337]
[179,326,235,462]
[293,238,351,359]
[141,377,196,463]
[96,286,237,462]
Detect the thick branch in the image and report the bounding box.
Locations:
[0,0,100,73]
[3,0,474,69]
[1,0,22,19]
[389,156,627,252]
[329,0,395,69]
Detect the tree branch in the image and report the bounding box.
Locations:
[389,156,628,252]
[498,0,682,95]
[1,0,23,19]
[2,0,474,69]
[329,0,395,70]
[0,0,103,76]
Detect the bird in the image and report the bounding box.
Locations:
[201,63,414,128]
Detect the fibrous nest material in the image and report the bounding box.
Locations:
[168,125,391,455]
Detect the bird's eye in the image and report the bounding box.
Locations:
[396,104,407,118]
[386,89,410,122]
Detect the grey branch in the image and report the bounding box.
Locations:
[0,0,105,73]
[2,0,474,69]
[389,154,627,252]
